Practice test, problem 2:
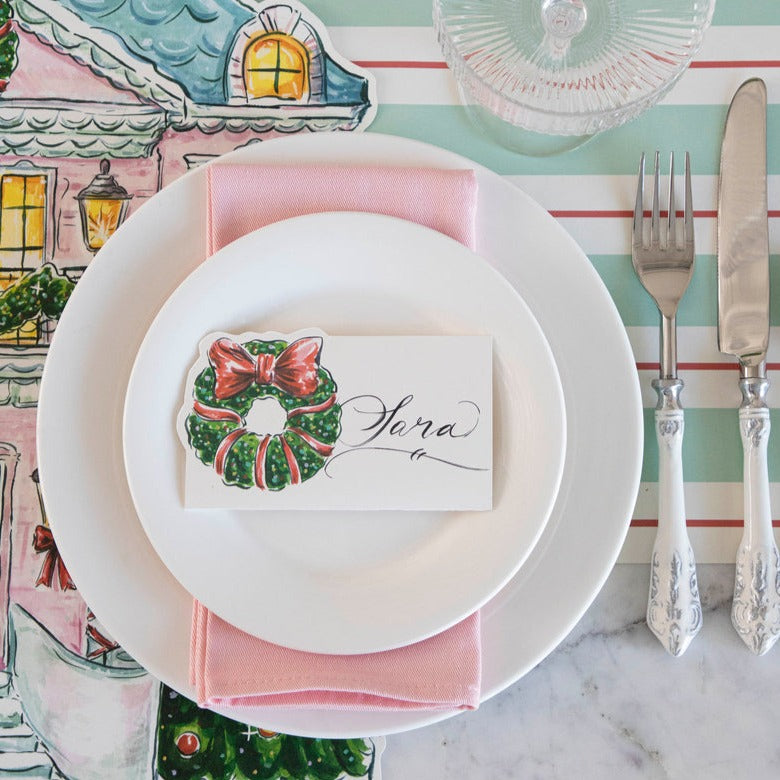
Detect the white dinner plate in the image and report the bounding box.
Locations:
[123,212,566,654]
[38,133,642,737]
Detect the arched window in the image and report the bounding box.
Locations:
[242,33,310,101]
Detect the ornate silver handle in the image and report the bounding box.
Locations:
[732,375,780,654]
[646,379,702,656]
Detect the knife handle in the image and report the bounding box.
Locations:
[733,375,780,654]
[647,379,702,656]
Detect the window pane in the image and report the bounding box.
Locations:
[278,44,303,72]
[0,208,23,249]
[0,251,21,269]
[1,176,25,209]
[0,269,22,290]
[24,208,45,249]
[24,176,47,208]
[277,68,305,100]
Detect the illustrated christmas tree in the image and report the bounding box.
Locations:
[157,687,376,780]
[0,0,18,92]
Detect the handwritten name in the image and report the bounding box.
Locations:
[339,394,480,448]
[324,394,487,476]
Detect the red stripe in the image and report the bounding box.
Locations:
[287,394,337,419]
[691,60,780,68]
[279,435,301,485]
[355,59,780,71]
[287,426,334,457]
[254,435,270,490]
[194,401,243,424]
[637,363,780,372]
[354,60,448,69]
[214,428,246,476]
[632,519,780,528]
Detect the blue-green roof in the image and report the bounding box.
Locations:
[57,0,255,105]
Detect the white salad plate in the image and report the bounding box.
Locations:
[122,212,566,654]
[38,133,642,737]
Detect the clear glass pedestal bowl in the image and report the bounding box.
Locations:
[433,0,715,155]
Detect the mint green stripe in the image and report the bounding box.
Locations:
[591,255,780,327]
[369,105,780,176]
[296,0,432,26]
[712,1,780,26]
[640,409,780,483]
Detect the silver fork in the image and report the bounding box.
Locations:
[632,151,702,656]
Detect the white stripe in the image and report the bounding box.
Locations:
[328,26,780,63]
[556,215,721,255]
[372,69,460,106]
[327,27,442,61]
[661,67,780,106]
[623,481,780,564]
[505,175,780,213]
[512,174,779,213]
[636,369,742,409]
[698,26,780,61]
[620,527,762,564]
[633,482,780,522]
[347,64,780,107]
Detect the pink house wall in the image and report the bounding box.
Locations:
[0,408,87,661]
[5,32,143,103]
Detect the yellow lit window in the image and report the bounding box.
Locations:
[0,174,46,268]
[243,33,310,101]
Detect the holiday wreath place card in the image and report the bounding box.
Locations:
[176,330,492,510]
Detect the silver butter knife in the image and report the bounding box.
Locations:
[717,77,780,654]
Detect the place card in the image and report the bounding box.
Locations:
[177,330,492,510]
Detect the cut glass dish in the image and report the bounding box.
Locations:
[433,0,715,154]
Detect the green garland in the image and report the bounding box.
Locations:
[157,688,375,780]
[185,338,341,490]
[0,1,18,88]
[0,264,76,337]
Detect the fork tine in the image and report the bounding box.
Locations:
[667,151,675,249]
[683,151,694,247]
[651,150,661,248]
[633,152,645,249]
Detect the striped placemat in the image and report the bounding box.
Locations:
[306,0,780,563]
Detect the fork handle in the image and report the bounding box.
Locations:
[732,375,780,655]
[647,378,702,656]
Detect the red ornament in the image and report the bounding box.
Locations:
[258,729,277,738]
[175,732,200,757]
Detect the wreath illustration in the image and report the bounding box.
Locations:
[184,336,341,491]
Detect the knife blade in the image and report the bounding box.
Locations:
[717,77,780,655]
[717,77,769,370]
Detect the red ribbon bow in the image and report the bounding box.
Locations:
[32,525,76,591]
[209,337,321,400]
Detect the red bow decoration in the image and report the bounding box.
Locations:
[209,337,321,400]
[32,525,76,591]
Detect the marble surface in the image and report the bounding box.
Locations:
[383,564,780,779]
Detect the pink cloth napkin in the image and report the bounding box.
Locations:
[191,163,481,712]
[206,164,477,254]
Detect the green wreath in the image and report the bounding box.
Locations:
[0,264,75,337]
[185,336,341,491]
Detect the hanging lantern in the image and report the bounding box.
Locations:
[76,159,131,253]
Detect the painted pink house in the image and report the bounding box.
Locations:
[0,0,374,658]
